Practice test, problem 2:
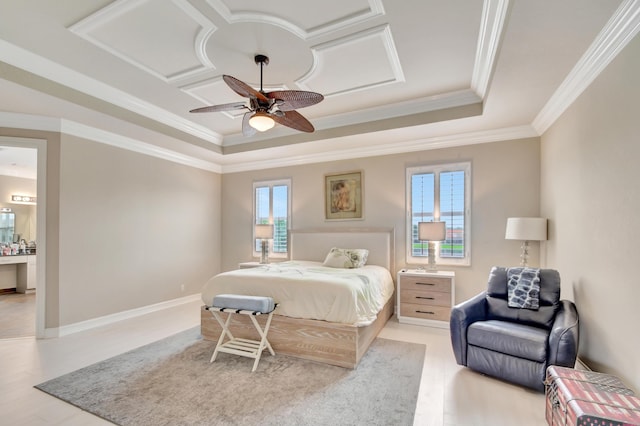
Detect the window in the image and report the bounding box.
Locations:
[254,179,291,258]
[406,162,470,266]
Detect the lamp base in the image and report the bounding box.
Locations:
[260,240,269,264]
[427,241,437,271]
[519,240,530,267]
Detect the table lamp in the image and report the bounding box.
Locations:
[418,221,446,271]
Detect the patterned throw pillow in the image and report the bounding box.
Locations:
[322,247,369,268]
[507,267,541,310]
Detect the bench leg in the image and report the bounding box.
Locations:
[210,311,234,363]
[249,312,275,372]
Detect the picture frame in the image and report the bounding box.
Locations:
[324,171,363,220]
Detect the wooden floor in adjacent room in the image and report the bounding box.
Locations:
[0,292,35,339]
[0,299,546,425]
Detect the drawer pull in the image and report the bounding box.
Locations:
[416,282,435,286]
[416,310,435,315]
[416,296,435,300]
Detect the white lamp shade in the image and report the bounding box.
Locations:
[505,217,547,241]
[255,224,274,239]
[249,112,275,132]
[418,221,446,241]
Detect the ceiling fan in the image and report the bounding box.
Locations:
[189,54,324,136]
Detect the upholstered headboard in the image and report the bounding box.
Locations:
[290,228,395,272]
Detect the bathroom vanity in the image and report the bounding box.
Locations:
[0,255,36,293]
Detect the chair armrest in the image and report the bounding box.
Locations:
[450,291,487,366]
[548,300,579,367]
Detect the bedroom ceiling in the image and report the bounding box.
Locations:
[0,0,635,172]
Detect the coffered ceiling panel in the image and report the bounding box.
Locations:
[207,0,384,39]
[70,0,217,82]
[300,25,403,96]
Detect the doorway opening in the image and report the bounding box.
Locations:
[0,137,46,339]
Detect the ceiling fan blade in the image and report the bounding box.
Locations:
[189,102,246,113]
[223,75,269,103]
[242,111,257,137]
[267,90,324,111]
[271,110,315,133]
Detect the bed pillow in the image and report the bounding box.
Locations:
[322,247,369,268]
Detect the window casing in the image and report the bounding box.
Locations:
[406,162,471,266]
[253,179,291,259]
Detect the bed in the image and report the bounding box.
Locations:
[200,227,395,368]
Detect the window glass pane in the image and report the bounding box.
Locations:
[255,186,270,225]
[253,180,291,256]
[272,185,288,253]
[255,186,270,251]
[440,171,465,258]
[411,173,434,257]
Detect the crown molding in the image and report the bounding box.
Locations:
[532,0,640,134]
[0,39,224,146]
[471,0,511,99]
[60,120,222,173]
[0,112,221,173]
[220,125,538,173]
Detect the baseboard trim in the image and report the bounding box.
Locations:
[45,294,201,338]
[576,357,592,371]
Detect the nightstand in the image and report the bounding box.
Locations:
[397,269,455,328]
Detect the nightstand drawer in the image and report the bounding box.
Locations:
[401,275,451,294]
[400,288,451,307]
[397,270,455,328]
[400,303,451,322]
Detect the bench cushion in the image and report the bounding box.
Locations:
[212,294,275,313]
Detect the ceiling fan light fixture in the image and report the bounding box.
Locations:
[249,112,275,132]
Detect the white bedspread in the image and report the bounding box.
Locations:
[201,261,395,326]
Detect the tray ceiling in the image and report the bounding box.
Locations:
[0,0,635,172]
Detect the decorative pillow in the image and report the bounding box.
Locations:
[507,267,541,310]
[322,247,369,268]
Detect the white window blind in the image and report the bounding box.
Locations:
[254,179,291,257]
[406,162,471,266]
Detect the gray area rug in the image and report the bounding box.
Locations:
[35,327,425,426]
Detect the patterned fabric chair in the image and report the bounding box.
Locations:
[449,266,579,392]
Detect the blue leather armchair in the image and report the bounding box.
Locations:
[450,266,579,392]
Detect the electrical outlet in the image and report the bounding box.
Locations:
[180,284,185,292]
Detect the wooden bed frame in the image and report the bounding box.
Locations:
[200,227,395,368]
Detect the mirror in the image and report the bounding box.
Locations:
[0,212,15,244]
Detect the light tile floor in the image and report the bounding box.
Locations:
[0,299,546,425]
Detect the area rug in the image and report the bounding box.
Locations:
[35,327,425,426]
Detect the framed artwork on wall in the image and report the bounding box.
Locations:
[324,171,363,220]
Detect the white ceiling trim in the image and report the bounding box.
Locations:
[220,125,538,173]
[206,0,385,40]
[471,0,511,99]
[60,120,222,173]
[222,89,480,146]
[313,89,480,129]
[0,39,224,146]
[532,0,640,134]
[0,111,221,173]
[0,111,62,133]
[298,24,404,95]
[69,0,218,84]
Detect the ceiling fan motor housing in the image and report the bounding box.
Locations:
[254,54,269,66]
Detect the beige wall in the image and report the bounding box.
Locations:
[221,137,541,303]
[57,134,221,325]
[541,34,640,390]
[0,128,222,330]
